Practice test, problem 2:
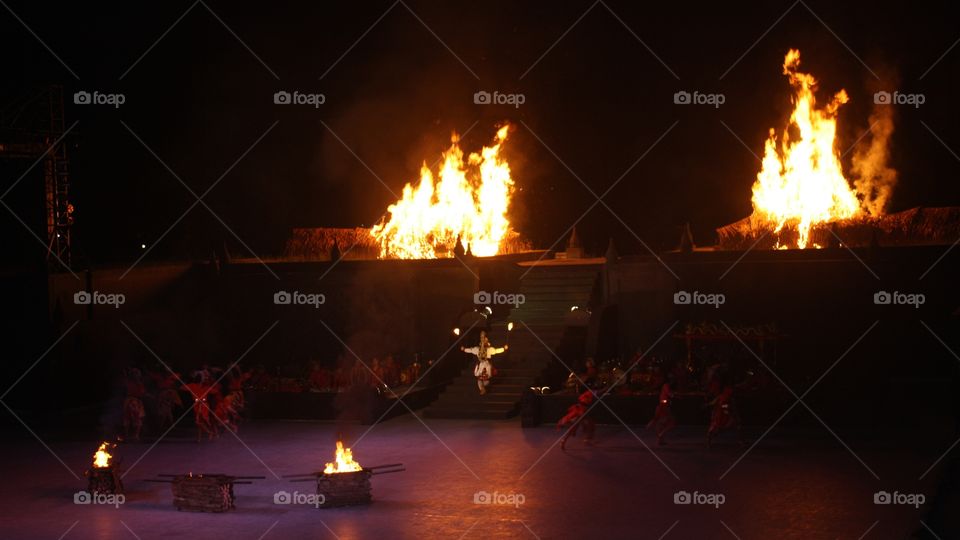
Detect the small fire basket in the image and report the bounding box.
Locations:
[85,442,123,495]
[284,440,404,508]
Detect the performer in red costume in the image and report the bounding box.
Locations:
[557,388,597,450]
[183,376,219,442]
[647,378,676,446]
[706,384,741,448]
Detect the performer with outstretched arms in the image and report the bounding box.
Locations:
[460,330,508,395]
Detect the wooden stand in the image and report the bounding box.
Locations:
[171,474,236,512]
[316,470,372,507]
[87,467,124,495]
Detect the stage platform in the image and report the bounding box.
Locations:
[0,417,955,538]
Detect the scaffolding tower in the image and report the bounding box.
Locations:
[0,85,73,269]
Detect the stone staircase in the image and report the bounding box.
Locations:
[422,261,602,419]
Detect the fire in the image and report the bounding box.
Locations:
[370,125,515,259]
[93,442,112,468]
[750,49,894,248]
[323,440,362,474]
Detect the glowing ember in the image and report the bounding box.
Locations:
[750,49,895,249]
[324,441,362,474]
[93,442,113,468]
[370,125,515,259]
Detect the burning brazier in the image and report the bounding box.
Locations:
[85,442,123,495]
[284,440,404,509]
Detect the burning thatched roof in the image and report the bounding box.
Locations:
[715,207,960,250]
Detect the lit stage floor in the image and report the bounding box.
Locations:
[0,416,953,539]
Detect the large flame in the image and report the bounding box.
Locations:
[750,49,894,249]
[93,442,112,468]
[370,125,514,259]
[323,440,362,474]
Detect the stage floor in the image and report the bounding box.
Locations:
[0,417,954,539]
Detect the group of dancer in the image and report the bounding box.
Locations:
[556,363,744,449]
[121,365,250,442]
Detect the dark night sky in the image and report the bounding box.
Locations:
[2,0,959,267]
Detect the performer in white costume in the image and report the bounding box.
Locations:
[461,331,508,395]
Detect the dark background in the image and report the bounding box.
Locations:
[2,0,959,267]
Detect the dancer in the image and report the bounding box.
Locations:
[461,331,508,395]
[153,371,183,431]
[647,378,676,445]
[183,375,219,442]
[706,383,742,448]
[557,388,597,450]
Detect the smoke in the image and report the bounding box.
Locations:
[850,70,898,216]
